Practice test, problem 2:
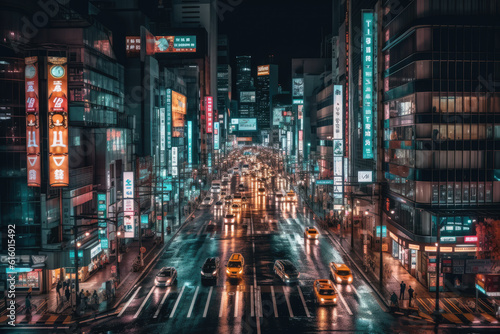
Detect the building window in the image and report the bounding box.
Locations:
[470,183,477,202]
[455,183,461,203]
[432,184,439,203]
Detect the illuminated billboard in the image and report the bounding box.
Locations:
[240,91,256,103]
[236,118,257,131]
[257,65,270,76]
[171,90,186,137]
[292,78,304,97]
[214,122,220,150]
[362,11,374,159]
[25,56,41,187]
[273,107,285,126]
[205,96,213,133]
[125,36,141,56]
[47,57,69,187]
[187,121,193,167]
[123,171,135,238]
[155,36,196,53]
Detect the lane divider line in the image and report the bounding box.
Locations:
[335,284,353,316]
[234,290,239,318]
[169,286,185,318]
[187,286,200,318]
[219,289,225,318]
[250,285,254,317]
[118,287,141,317]
[134,287,155,318]
[153,287,171,318]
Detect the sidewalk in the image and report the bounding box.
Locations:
[2,202,200,323]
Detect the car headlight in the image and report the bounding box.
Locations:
[201,270,205,275]
[285,274,289,279]
[226,268,230,274]
[348,277,352,283]
[337,277,342,283]
[334,298,337,303]
[166,279,171,283]
[320,298,324,302]
[238,269,243,274]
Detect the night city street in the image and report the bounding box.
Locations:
[2,0,500,333]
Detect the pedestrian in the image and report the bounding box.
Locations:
[408,285,414,307]
[56,280,62,297]
[400,281,406,300]
[25,295,31,314]
[65,287,70,302]
[92,290,99,305]
[27,286,32,299]
[391,291,399,309]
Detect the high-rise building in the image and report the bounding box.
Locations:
[381,0,500,288]
[217,35,232,149]
[256,64,278,130]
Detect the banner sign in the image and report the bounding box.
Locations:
[187,121,193,167]
[214,122,220,150]
[25,56,41,187]
[205,96,213,134]
[166,89,172,149]
[362,11,374,159]
[48,57,69,186]
[123,172,135,238]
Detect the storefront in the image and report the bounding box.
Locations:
[64,240,106,282]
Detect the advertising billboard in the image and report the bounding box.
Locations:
[257,65,270,76]
[154,36,196,53]
[125,36,141,56]
[172,90,186,137]
[292,78,304,97]
[187,121,193,167]
[214,122,220,150]
[25,56,41,187]
[240,91,256,103]
[47,57,69,187]
[362,11,374,159]
[273,107,285,126]
[123,172,135,238]
[333,85,343,140]
[236,118,257,131]
[166,90,172,148]
[205,96,213,134]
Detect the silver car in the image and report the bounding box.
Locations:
[155,267,177,286]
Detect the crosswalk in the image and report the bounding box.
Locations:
[0,313,72,326]
[116,284,355,321]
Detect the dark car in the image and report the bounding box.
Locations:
[273,260,300,283]
[201,257,220,280]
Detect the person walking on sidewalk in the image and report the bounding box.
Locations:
[56,280,62,297]
[65,287,70,302]
[400,281,406,300]
[27,286,32,299]
[408,285,414,307]
[92,290,99,305]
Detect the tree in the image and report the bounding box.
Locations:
[476,219,500,260]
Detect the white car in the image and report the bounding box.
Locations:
[155,267,177,286]
[203,197,213,205]
[222,174,230,182]
[224,214,236,224]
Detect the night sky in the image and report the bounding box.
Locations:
[218,0,332,91]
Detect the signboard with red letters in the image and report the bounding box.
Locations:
[25,56,41,187]
[205,96,213,134]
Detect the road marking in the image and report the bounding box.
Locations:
[442,313,462,324]
[234,290,239,318]
[153,287,171,318]
[297,286,311,318]
[134,286,155,318]
[203,286,213,318]
[169,286,185,318]
[270,286,278,317]
[350,284,362,299]
[256,287,263,317]
[250,285,255,317]
[336,285,353,316]
[118,287,141,317]
[481,313,499,323]
[187,286,200,318]
[283,286,294,318]
[219,288,225,317]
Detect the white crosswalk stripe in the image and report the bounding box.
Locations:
[115,284,369,320]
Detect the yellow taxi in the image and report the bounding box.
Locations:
[304,226,319,239]
[329,262,353,284]
[286,190,296,201]
[313,279,338,305]
[226,253,244,279]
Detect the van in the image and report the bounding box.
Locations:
[226,253,244,278]
[211,180,221,194]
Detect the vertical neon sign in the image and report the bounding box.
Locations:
[362,11,374,159]
[25,56,41,187]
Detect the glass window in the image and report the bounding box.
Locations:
[432,184,439,203]
[447,184,454,202]
[470,183,477,202]
[486,183,492,202]
[455,184,461,203]
[463,183,469,202]
[440,184,447,203]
